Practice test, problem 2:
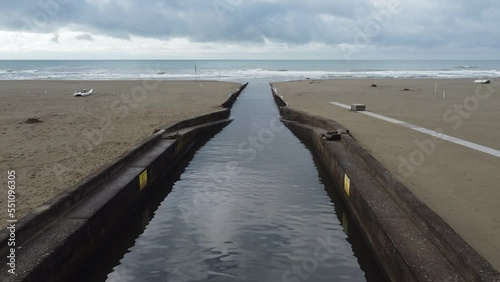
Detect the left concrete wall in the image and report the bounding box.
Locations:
[0,83,247,282]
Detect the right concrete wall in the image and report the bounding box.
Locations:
[271,83,500,282]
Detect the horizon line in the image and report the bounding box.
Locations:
[1,59,499,61]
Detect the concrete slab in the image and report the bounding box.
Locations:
[65,167,144,220]
[378,218,461,281]
[324,141,407,219]
[129,139,175,168]
[0,218,87,282]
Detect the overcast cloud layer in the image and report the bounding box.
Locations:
[0,0,499,59]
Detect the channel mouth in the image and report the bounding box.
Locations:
[77,80,385,281]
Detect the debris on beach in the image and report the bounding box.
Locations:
[403,88,411,91]
[321,130,342,141]
[73,89,94,97]
[22,118,43,124]
[350,104,366,111]
[370,84,377,87]
[474,79,491,84]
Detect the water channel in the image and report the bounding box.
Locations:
[76,80,386,282]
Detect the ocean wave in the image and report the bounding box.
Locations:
[1,68,499,80]
[350,69,387,72]
[455,65,479,69]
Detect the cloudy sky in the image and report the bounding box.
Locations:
[0,0,499,60]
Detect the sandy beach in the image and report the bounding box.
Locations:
[274,78,500,271]
[0,80,240,229]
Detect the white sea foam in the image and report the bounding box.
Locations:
[1,67,499,80]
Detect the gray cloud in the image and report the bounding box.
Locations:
[0,0,499,50]
[75,33,94,41]
[51,33,59,43]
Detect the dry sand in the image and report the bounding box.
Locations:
[0,80,240,229]
[274,78,500,271]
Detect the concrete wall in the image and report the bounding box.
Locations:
[222,82,248,109]
[270,84,500,281]
[0,83,248,282]
[161,82,248,134]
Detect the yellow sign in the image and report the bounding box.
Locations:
[344,174,351,197]
[139,170,148,191]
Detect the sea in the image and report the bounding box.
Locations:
[0,60,499,81]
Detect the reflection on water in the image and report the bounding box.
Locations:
[77,80,385,282]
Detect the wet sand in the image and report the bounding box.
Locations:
[274,78,500,271]
[0,80,240,228]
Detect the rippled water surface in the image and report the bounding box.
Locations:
[78,80,385,282]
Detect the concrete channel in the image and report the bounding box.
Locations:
[0,83,247,282]
[3,79,492,281]
[67,80,386,282]
[270,83,500,281]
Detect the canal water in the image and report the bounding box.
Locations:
[77,80,385,282]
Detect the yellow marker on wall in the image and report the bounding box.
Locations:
[344,174,351,197]
[139,170,148,191]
